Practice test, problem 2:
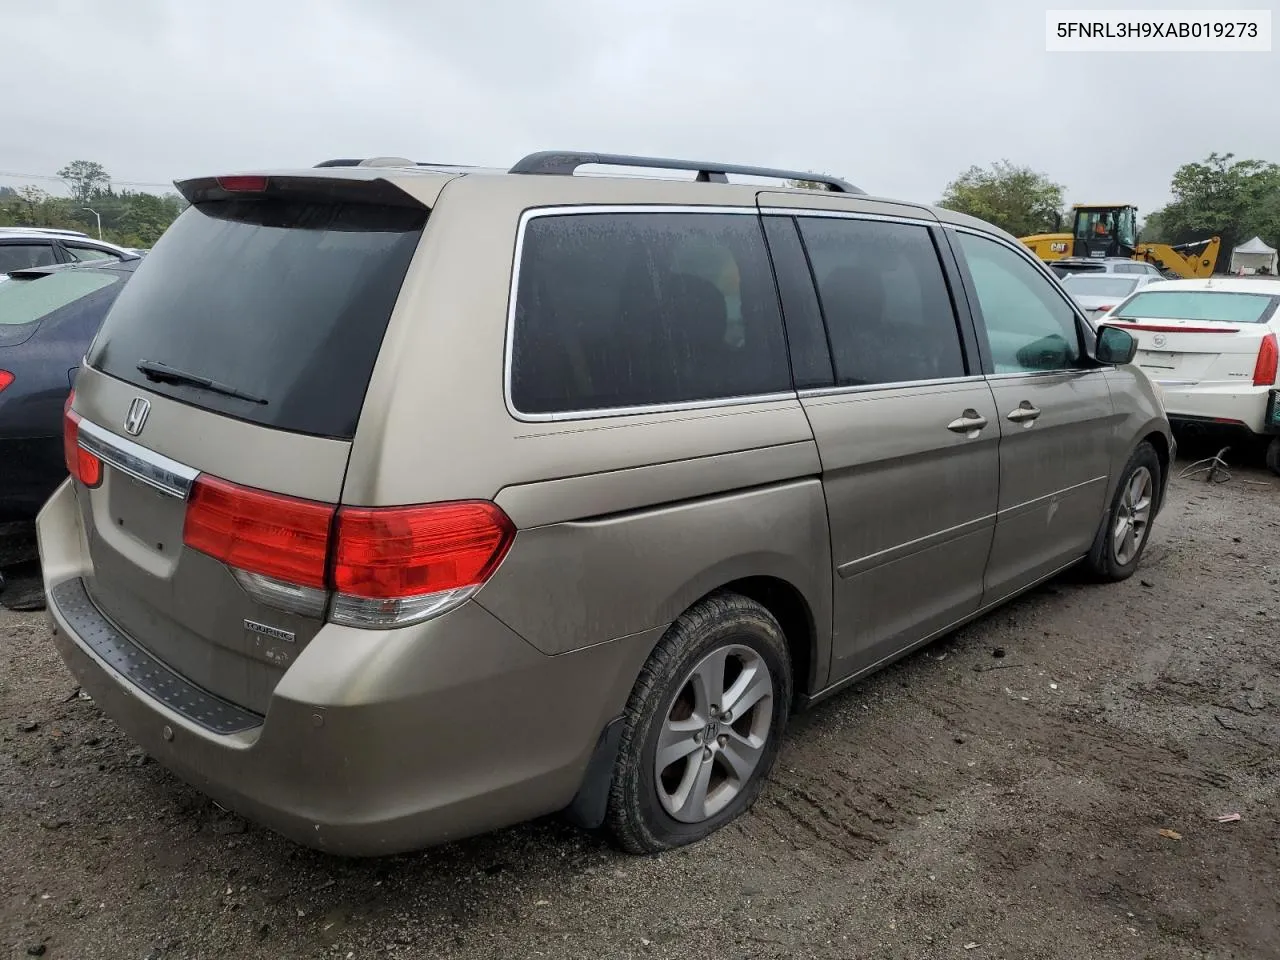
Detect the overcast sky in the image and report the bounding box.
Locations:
[4,0,1276,218]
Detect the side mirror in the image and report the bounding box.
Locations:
[1096,325,1137,365]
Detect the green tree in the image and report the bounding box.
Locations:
[938,161,1066,238]
[1147,153,1280,270]
[57,160,111,203]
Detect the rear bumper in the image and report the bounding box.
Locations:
[37,482,655,856]
[1155,381,1273,435]
[0,436,64,522]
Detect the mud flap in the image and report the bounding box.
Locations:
[562,716,624,830]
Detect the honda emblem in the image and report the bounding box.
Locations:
[124,397,151,436]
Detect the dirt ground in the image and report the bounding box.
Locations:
[3,452,1279,960]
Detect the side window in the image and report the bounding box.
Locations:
[797,217,966,386]
[955,231,1082,374]
[64,244,117,262]
[510,212,791,415]
[0,243,57,271]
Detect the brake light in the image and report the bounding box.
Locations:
[62,391,102,487]
[216,175,268,192]
[1108,323,1240,334]
[1254,333,1278,387]
[333,502,514,598]
[0,370,13,392]
[183,475,334,589]
[181,473,515,627]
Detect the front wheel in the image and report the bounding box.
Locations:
[606,592,792,854]
[1083,441,1161,582]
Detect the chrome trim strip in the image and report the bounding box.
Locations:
[837,513,997,580]
[502,204,797,424]
[798,375,987,399]
[76,417,198,499]
[984,369,1101,382]
[996,475,1108,521]
[757,207,938,228]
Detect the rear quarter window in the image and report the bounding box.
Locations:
[86,199,426,439]
[509,211,791,416]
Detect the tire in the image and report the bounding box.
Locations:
[1266,436,1280,477]
[606,591,793,855]
[1083,441,1161,582]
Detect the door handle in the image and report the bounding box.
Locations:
[947,410,989,435]
[1007,401,1042,424]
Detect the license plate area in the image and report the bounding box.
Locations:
[1137,350,1180,371]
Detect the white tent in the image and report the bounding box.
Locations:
[1230,236,1278,275]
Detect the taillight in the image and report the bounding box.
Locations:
[216,175,268,192]
[183,475,334,590]
[1254,333,1278,387]
[181,474,513,628]
[1095,304,1115,312]
[0,370,13,392]
[330,502,515,628]
[62,391,102,487]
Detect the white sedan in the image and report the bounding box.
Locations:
[1098,277,1280,471]
[1060,272,1165,325]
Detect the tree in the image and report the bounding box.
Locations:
[57,160,111,202]
[1145,153,1280,271]
[938,161,1066,238]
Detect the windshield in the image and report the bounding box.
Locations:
[88,198,426,439]
[1061,275,1139,298]
[1114,290,1277,324]
[0,270,120,325]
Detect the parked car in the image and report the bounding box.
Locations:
[1049,257,1168,280]
[38,152,1172,858]
[0,259,138,521]
[1098,277,1280,471]
[1060,272,1165,324]
[0,228,138,272]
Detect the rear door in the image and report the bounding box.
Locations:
[761,207,999,684]
[66,178,430,716]
[949,228,1116,603]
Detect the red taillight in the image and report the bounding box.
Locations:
[62,391,102,487]
[0,370,13,392]
[1095,304,1115,312]
[1254,333,1278,387]
[183,475,335,589]
[1108,322,1240,334]
[216,175,268,192]
[333,502,515,599]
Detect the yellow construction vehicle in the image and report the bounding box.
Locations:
[1020,203,1220,279]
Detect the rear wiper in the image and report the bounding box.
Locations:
[136,360,268,405]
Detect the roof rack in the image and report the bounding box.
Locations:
[508,151,864,194]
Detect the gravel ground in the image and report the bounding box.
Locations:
[2,455,1279,960]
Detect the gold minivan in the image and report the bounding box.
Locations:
[37,152,1172,856]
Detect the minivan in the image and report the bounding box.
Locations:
[38,151,1173,856]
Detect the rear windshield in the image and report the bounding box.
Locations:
[1061,275,1139,298]
[1114,289,1277,324]
[87,198,426,439]
[0,270,120,325]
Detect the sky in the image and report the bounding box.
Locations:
[4,0,1276,219]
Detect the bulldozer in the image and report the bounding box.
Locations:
[1020,204,1220,279]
